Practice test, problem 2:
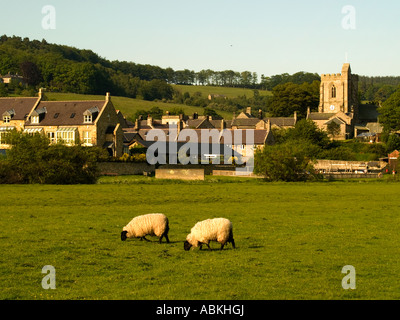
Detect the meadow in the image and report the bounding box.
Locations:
[43,84,269,122]
[1,176,400,300]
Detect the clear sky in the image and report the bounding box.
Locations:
[1,0,399,77]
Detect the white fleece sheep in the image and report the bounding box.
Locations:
[121,213,170,243]
[184,218,235,251]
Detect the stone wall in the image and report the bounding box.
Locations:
[98,162,155,176]
[155,168,205,180]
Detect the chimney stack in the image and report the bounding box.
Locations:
[258,109,263,119]
[266,119,271,131]
[147,115,153,127]
[134,118,140,130]
[294,111,297,124]
[246,107,252,115]
[106,92,110,101]
[177,120,182,134]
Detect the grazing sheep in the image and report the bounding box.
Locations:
[121,213,170,243]
[184,218,235,251]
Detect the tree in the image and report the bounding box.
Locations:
[326,120,341,139]
[1,131,106,184]
[284,119,329,148]
[254,140,319,182]
[203,107,222,120]
[378,86,400,132]
[20,61,42,86]
[268,81,320,118]
[140,79,174,101]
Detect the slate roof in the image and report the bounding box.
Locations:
[27,100,105,126]
[124,128,270,146]
[307,112,336,121]
[0,97,39,121]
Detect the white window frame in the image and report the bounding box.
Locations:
[83,131,92,146]
[56,129,76,145]
[31,116,39,124]
[3,116,10,123]
[47,132,56,144]
[84,115,92,123]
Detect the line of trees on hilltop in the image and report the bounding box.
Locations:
[0,35,322,96]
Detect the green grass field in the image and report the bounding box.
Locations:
[1,176,400,300]
[174,85,271,99]
[44,84,267,122]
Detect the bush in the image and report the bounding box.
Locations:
[0,131,107,184]
[254,140,320,182]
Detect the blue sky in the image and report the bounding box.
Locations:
[1,0,399,77]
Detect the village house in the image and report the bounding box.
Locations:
[230,107,297,130]
[0,90,124,157]
[0,72,26,85]
[0,96,40,146]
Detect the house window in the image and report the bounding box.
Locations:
[0,127,14,144]
[83,131,92,145]
[47,132,56,144]
[3,116,10,123]
[84,115,92,123]
[0,131,6,144]
[56,129,76,145]
[31,116,39,124]
[331,85,336,98]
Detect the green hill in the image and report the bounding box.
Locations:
[173,84,272,99]
[45,92,235,120]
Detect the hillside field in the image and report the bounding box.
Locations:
[43,84,270,122]
[1,176,399,300]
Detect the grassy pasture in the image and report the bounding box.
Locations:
[1,177,400,300]
[173,84,272,99]
[44,88,244,122]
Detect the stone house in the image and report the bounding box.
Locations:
[0,91,124,157]
[0,96,41,147]
[231,107,297,130]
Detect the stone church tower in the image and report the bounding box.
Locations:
[318,63,359,118]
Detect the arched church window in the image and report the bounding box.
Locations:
[331,85,336,98]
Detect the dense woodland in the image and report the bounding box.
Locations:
[1,35,400,122]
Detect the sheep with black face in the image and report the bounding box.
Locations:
[121,213,170,243]
[184,218,235,251]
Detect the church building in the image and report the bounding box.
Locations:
[307,63,359,140]
[307,63,382,141]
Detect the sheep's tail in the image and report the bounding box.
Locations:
[159,217,170,243]
[229,228,235,249]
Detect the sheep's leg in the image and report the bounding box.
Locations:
[206,243,212,251]
[220,243,225,250]
[141,236,151,242]
[159,233,170,244]
[228,231,236,249]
